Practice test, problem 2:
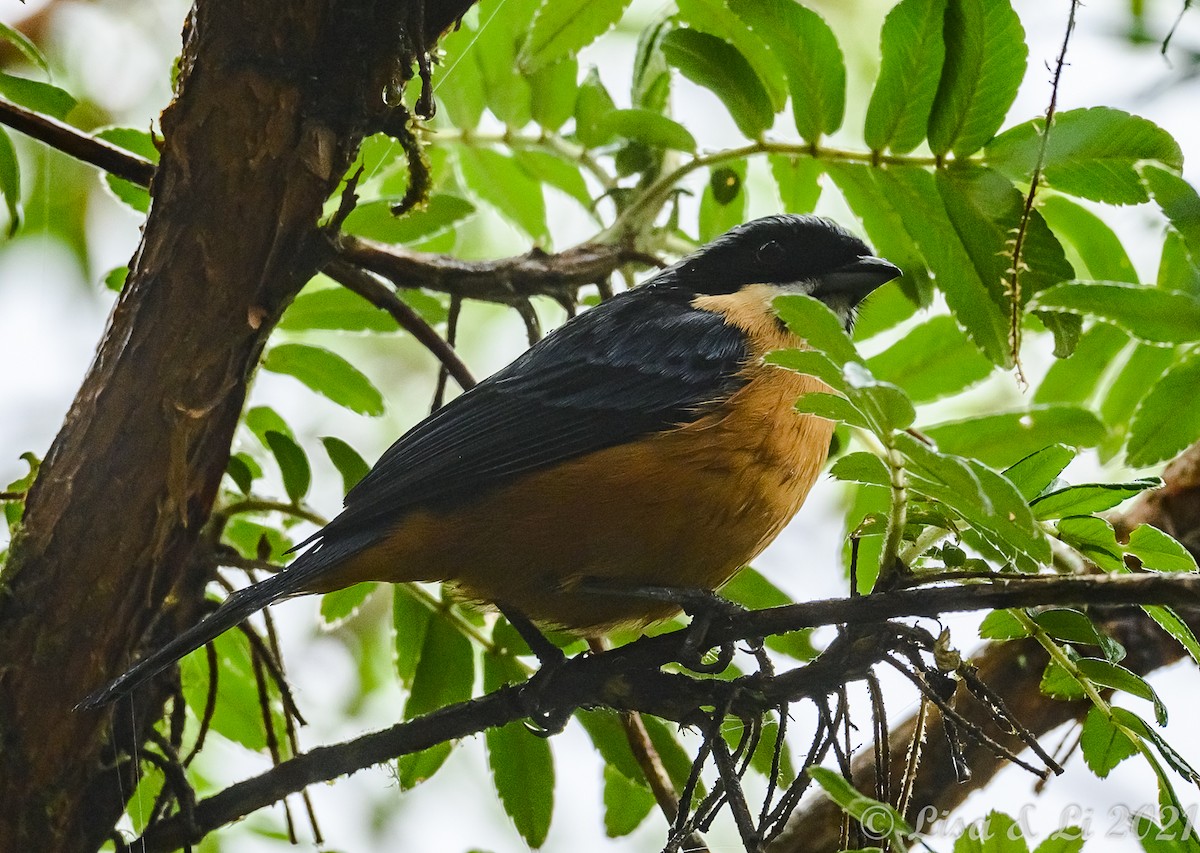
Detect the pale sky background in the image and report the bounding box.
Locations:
[1,1,1199,851]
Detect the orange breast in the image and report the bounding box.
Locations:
[314,285,833,633]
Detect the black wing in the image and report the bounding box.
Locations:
[313,285,749,549]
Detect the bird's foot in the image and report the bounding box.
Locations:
[498,603,572,736]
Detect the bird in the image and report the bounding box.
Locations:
[80,214,900,709]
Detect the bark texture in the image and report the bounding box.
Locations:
[0,2,472,849]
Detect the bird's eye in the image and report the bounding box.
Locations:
[756,240,785,265]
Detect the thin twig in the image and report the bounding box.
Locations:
[324,258,475,391]
[1005,0,1080,380]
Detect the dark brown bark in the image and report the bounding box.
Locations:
[0,2,473,850]
[771,441,1200,852]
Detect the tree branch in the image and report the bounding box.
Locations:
[0,95,155,185]
[336,234,658,306]
[132,570,1200,850]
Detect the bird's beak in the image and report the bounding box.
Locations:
[821,255,903,303]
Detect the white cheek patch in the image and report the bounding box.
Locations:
[775,279,819,296]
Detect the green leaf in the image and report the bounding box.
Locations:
[1100,343,1176,439]
[485,654,554,847]
[880,166,1012,364]
[769,154,822,214]
[1032,829,1086,853]
[1128,351,1200,466]
[1040,659,1086,700]
[924,406,1107,469]
[0,72,76,119]
[830,452,891,487]
[660,28,774,139]
[321,436,371,495]
[397,741,454,790]
[245,405,293,445]
[1055,515,1126,572]
[0,22,50,74]
[1112,707,1200,785]
[222,518,291,563]
[437,16,487,129]
[1128,524,1199,573]
[1039,195,1139,283]
[602,763,655,837]
[809,767,914,847]
[729,0,844,142]
[279,285,394,332]
[406,613,474,718]
[1002,445,1075,501]
[180,628,283,752]
[1143,605,1200,667]
[1032,478,1162,520]
[1033,608,1124,662]
[675,0,788,111]
[1032,282,1200,344]
[866,314,993,402]
[600,108,696,151]
[985,108,1184,205]
[795,392,868,429]
[520,0,633,72]
[979,610,1030,641]
[101,265,129,292]
[393,587,434,688]
[1034,324,1129,407]
[95,127,159,214]
[824,164,933,329]
[512,149,593,214]
[631,15,672,112]
[954,811,1030,853]
[1078,658,1167,725]
[458,147,548,242]
[576,711,651,783]
[935,166,1076,361]
[1141,165,1200,282]
[225,453,255,494]
[264,431,310,503]
[262,343,385,417]
[320,582,377,627]
[897,433,1048,566]
[865,0,948,153]
[773,294,861,367]
[342,193,475,244]
[1080,705,1139,778]
[529,57,578,131]
[699,161,747,241]
[0,129,20,235]
[967,459,1051,566]
[1158,229,1200,298]
[196,631,285,753]
[766,348,847,393]
[471,0,539,126]
[843,364,916,434]
[927,0,1027,157]
[575,66,617,148]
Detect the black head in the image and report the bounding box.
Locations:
[652,214,901,328]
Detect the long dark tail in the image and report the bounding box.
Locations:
[75,529,377,711]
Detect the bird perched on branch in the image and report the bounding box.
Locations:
[80,214,900,709]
